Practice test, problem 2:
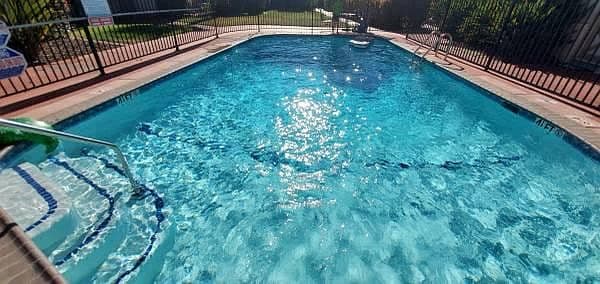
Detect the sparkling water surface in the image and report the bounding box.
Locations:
[60,36,599,283]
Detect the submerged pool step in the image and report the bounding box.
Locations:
[79,153,172,283]
[0,163,77,254]
[128,223,176,284]
[35,153,170,283]
[60,215,128,283]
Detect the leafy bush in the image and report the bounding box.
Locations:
[215,0,267,16]
[0,0,63,63]
[455,2,502,49]
[426,0,585,64]
[369,0,429,31]
[499,0,584,64]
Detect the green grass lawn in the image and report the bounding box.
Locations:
[190,10,331,27]
[217,10,330,26]
[83,24,195,44]
[79,10,331,44]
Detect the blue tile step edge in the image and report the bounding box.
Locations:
[0,162,78,254]
[128,222,176,284]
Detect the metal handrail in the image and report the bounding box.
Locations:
[0,118,143,197]
[421,32,453,62]
[415,30,441,55]
[438,33,453,61]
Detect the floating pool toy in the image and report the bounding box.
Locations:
[350,39,370,49]
[0,117,59,153]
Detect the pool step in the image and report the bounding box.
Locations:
[0,163,77,254]
[122,220,176,284]
[60,216,128,283]
[35,153,170,283]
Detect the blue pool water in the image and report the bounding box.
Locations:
[45,36,600,282]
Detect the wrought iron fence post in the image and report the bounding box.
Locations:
[311,8,314,34]
[83,25,105,75]
[257,12,260,32]
[170,18,180,51]
[331,12,334,33]
[485,0,517,70]
[213,13,219,38]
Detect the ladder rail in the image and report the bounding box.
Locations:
[415,30,440,55]
[416,31,453,62]
[438,33,453,61]
[0,118,143,197]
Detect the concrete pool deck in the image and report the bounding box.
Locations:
[0,208,65,283]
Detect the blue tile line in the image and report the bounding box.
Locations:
[115,183,165,284]
[12,165,58,232]
[83,153,165,284]
[48,157,116,266]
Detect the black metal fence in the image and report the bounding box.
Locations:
[0,8,211,97]
[403,0,600,110]
[106,0,207,13]
[1,0,599,112]
[0,6,358,102]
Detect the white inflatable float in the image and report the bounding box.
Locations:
[349,39,370,49]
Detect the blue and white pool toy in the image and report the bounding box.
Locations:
[0,21,9,47]
[349,36,372,49]
[0,21,28,79]
[349,39,370,49]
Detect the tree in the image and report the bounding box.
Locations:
[428,0,586,63]
[0,0,65,62]
[369,0,429,31]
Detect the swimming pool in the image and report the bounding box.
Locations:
[14,35,600,282]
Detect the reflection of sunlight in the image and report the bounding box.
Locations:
[274,87,345,209]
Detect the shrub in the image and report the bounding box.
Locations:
[0,0,63,63]
[426,0,585,64]
[369,0,429,32]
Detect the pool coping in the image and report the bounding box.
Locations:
[0,28,599,160]
[0,207,66,283]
